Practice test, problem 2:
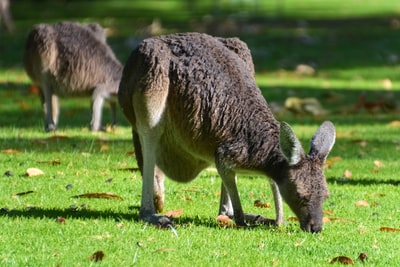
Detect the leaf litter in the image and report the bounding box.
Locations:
[71,192,123,200]
[25,167,44,177]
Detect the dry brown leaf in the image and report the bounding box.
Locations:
[25,167,44,177]
[100,144,109,151]
[72,192,123,200]
[358,253,368,263]
[380,78,392,89]
[324,156,342,168]
[323,210,334,216]
[37,160,61,165]
[13,190,35,198]
[330,256,354,265]
[183,196,192,201]
[373,160,384,168]
[216,215,234,227]
[323,217,331,223]
[28,84,40,95]
[388,120,400,127]
[1,149,21,154]
[56,217,66,223]
[164,209,183,218]
[89,250,105,262]
[126,151,135,156]
[355,200,370,207]
[254,200,271,208]
[379,227,400,232]
[344,170,352,179]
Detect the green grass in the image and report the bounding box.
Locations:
[1,0,400,266]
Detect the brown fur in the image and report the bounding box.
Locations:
[119,33,335,232]
[24,21,122,131]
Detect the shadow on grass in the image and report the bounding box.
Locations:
[0,204,282,229]
[0,206,271,229]
[328,177,400,186]
[0,206,138,222]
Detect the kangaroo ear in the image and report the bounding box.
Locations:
[279,121,304,166]
[309,121,336,160]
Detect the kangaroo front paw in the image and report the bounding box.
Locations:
[141,213,173,228]
[244,213,277,226]
[45,123,57,132]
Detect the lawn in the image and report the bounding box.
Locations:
[1,0,400,266]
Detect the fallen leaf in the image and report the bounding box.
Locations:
[100,144,109,151]
[330,256,354,265]
[28,84,40,95]
[13,190,35,197]
[358,253,368,263]
[380,78,392,89]
[1,149,21,154]
[344,170,352,179]
[373,160,384,168]
[55,217,66,223]
[126,151,135,156]
[323,210,334,216]
[324,156,342,168]
[355,200,370,207]
[379,227,400,232]
[25,167,44,177]
[71,192,123,200]
[37,160,61,165]
[182,196,192,201]
[254,200,271,208]
[323,217,331,223]
[164,209,183,218]
[89,250,105,262]
[288,216,299,221]
[216,215,234,227]
[388,120,400,127]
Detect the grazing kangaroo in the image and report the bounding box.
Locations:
[119,32,335,233]
[24,21,123,131]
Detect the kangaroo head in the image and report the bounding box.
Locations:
[278,121,335,233]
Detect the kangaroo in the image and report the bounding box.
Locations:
[118,32,335,233]
[24,21,123,131]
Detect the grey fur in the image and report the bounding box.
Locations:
[119,32,335,233]
[24,21,123,131]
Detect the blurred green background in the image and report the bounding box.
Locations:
[1,0,400,127]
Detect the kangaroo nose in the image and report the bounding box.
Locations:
[310,223,322,233]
